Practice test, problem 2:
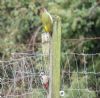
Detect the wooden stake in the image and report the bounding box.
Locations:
[51,16,61,98]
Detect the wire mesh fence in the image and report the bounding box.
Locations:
[60,38,100,98]
[0,38,100,98]
[0,53,100,98]
[0,52,49,98]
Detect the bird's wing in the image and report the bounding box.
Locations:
[41,12,53,25]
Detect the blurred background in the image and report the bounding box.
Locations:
[0,0,100,58]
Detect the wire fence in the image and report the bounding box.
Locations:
[0,52,49,98]
[0,38,100,98]
[61,52,100,98]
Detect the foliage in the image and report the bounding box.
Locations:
[0,0,40,58]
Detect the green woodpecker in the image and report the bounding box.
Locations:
[38,7,53,35]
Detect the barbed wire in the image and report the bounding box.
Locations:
[63,37,100,41]
[0,37,100,47]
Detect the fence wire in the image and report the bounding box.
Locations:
[0,52,49,98]
[0,38,100,98]
[61,52,100,98]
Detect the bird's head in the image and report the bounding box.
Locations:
[37,7,47,16]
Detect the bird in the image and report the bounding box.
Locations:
[38,7,53,36]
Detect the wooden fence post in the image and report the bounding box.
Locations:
[41,16,61,98]
[51,16,61,98]
[41,33,50,71]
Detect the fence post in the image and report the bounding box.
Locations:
[41,32,51,98]
[51,16,61,98]
[41,33,50,71]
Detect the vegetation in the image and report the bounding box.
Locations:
[0,0,100,98]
